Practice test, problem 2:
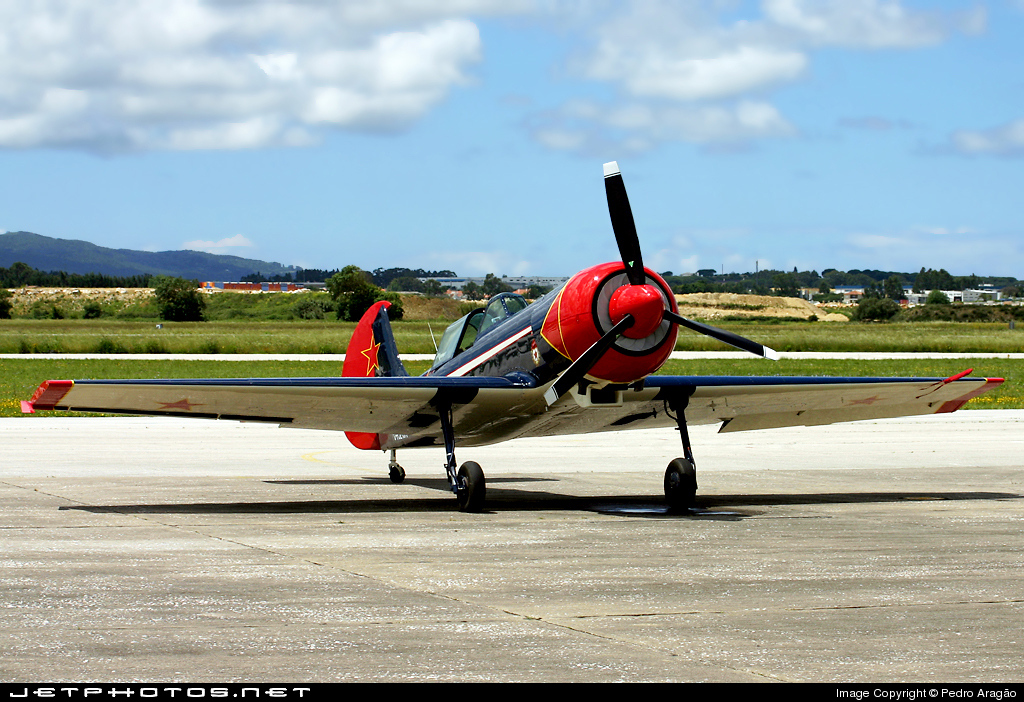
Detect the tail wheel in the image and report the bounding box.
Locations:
[664,457,697,509]
[456,461,486,512]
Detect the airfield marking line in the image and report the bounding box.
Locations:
[784,598,1024,610]
[491,606,794,682]
[301,450,343,464]
[0,478,94,509]
[1,476,342,572]
[560,598,1024,619]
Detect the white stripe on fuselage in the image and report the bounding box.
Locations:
[447,326,533,378]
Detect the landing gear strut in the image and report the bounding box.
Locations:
[388,449,405,484]
[666,396,698,509]
[440,402,486,512]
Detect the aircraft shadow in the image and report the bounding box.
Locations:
[59,487,1020,520]
[263,477,555,487]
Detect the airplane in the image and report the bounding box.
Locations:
[22,162,1004,513]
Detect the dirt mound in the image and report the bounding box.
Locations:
[9,287,153,315]
[675,292,848,322]
[399,295,478,321]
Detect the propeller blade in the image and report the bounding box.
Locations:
[663,310,780,360]
[544,314,635,406]
[603,161,645,286]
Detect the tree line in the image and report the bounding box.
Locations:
[663,267,1020,299]
[242,266,457,287]
[7,259,1017,298]
[0,261,152,288]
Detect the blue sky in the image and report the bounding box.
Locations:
[1,1,1022,278]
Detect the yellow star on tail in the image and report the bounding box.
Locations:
[361,341,381,376]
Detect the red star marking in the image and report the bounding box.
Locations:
[159,398,203,411]
[849,395,882,406]
[361,341,381,376]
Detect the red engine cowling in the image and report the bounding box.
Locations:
[540,262,678,384]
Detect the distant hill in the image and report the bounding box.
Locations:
[0,231,297,281]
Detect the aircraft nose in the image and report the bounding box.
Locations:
[608,283,664,339]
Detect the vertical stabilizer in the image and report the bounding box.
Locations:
[343,300,407,449]
[343,300,408,380]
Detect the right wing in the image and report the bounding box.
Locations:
[517,372,1004,438]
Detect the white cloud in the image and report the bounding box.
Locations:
[950,119,1024,157]
[848,233,905,249]
[0,1,987,155]
[571,2,806,102]
[915,225,977,237]
[531,0,980,153]
[837,226,1022,274]
[585,40,807,102]
[839,116,914,131]
[762,0,968,48]
[183,234,255,253]
[421,250,534,276]
[530,99,796,155]
[0,1,503,152]
[648,251,700,276]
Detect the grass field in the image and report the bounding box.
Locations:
[2,356,1019,418]
[2,318,1023,354]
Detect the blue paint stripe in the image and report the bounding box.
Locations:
[75,375,537,389]
[644,376,947,388]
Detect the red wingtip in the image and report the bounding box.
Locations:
[25,380,74,411]
[937,377,1004,413]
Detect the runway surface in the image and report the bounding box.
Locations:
[2,411,1022,682]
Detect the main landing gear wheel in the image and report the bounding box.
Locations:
[456,461,486,512]
[664,457,697,510]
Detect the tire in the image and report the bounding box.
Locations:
[389,465,406,484]
[664,457,697,509]
[456,461,486,512]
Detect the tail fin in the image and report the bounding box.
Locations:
[343,300,408,380]
[343,300,407,450]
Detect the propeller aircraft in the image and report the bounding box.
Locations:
[23,162,1003,512]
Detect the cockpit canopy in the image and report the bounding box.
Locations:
[430,292,528,370]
